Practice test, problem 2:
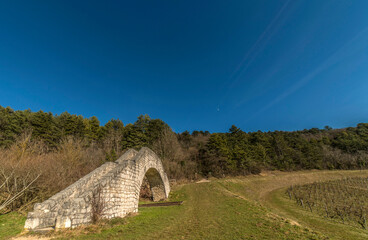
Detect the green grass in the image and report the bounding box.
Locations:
[52,182,320,240]
[266,188,368,240]
[3,170,368,239]
[215,170,368,240]
[0,212,26,239]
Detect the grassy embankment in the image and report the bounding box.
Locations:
[3,169,368,240]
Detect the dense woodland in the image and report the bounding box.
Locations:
[1,105,368,213]
[1,105,368,177]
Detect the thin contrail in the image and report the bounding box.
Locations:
[244,26,368,122]
[218,0,291,113]
[229,0,291,82]
[218,0,291,110]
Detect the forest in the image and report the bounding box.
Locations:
[1,105,368,214]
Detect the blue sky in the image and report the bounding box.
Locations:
[1,0,368,133]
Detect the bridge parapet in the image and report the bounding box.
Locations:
[24,147,170,231]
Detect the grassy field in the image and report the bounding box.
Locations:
[3,169,368,240]
[0,212,26,240]
[224,170,368,240]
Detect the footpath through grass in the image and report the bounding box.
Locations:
[221,170,368,240]
[3,169,368,239]
[52,181,320,240]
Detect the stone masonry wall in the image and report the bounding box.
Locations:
[24,147,170,230]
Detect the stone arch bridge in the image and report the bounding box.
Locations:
[25,147,170,230]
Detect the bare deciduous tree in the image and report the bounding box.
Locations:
[91,185,106,223]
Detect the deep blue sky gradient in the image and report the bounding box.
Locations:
[1,0,368,133]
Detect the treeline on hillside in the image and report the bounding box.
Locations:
[1,105,368,213]
[202,125,368,176]
[0,106,202,180]
[1,105,368,178]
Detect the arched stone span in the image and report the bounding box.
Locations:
[142,168,167,201]
[24,147,170,230]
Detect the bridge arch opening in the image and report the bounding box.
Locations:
[139,168,166,202]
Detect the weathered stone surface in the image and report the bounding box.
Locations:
[24,147,170,230]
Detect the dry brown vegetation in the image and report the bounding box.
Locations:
[0,132,104,214]
[152,126,201,180]
[0,128,199,215]
[91,185,106,223]
[288,177,368,229]
[139,177,153,200]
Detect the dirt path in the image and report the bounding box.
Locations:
[12,236,51,240]
[219,169,368,240]
[224,169,368,202]
[9,170,368,240]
